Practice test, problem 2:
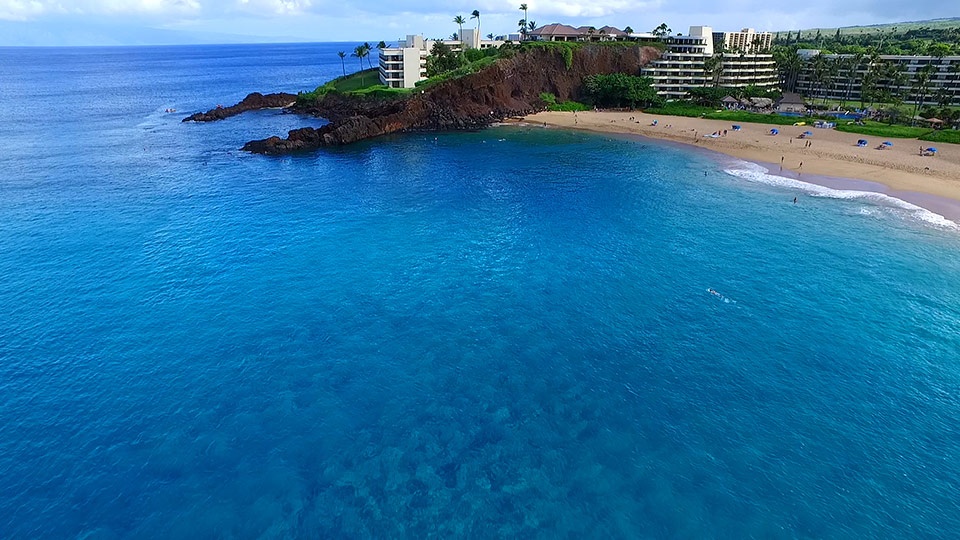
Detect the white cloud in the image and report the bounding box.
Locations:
[236,0,311,16]
[0,0,45,20]
[0,0,202,18]
[0,0,956,43]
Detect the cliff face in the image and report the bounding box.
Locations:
[243,45,661,154]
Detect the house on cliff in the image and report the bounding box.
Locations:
[379,33,505,89]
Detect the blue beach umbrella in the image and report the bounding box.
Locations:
[883,141,893,146]
[857,139,868,145]
[770,128,779,135]
[926,147,938,153]
[803,131,813,136]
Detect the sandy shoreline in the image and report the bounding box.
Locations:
[526,110,960,220]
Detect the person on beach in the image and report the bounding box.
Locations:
[780,156,784,171]
[793,197,797,204]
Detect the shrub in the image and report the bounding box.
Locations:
[549,101,589,112]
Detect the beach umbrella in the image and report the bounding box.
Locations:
[882,141,893,146]
[770,128,779,134]
[857,139,867,144]
[803,131,813,136]
[926,147,938,153]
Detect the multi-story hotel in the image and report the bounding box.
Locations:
[717,28,772,53]
[379,32,504,89]
[641,26,778,99]
[793,50,960,105]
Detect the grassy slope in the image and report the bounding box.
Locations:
[777,17,960,38]
[647,104,960,143]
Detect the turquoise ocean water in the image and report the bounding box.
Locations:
[1,44,960,538]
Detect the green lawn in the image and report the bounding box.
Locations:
[834,121,933,139]
[297,68,411,105]
[645,104,960,144]
[330,69,381,92]
[919,129,960,145]
[645,103,823,126]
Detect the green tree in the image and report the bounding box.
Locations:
[911,63,936,125]
[337,50,346,77]
[362,42,373,69]
[624,26,634,34]
[425,41,465,77]
[453,15,466,47]
[773,46,802,92]
[471,10,481,43]
[584,73,662,108]
[652,22,671,38]
[519,4,528,40]
[351,45,367,86]
[703,54,720,88]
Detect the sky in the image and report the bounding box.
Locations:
[0,0,956,46]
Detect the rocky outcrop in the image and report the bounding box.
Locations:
[243,45,662,154]
[183,92,297,122]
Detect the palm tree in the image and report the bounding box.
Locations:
[486,33,494,40]
[519,4,528,40]
[518,19,527,38]
[351,45,366,86]
[912,64,936,125]
[362,42,373,69]
[453,15,466,47]
[652,23,671,39]
[471,10,481,44]
[337,51,346,77]
[843,52,865,108]
[703,54,720,88]
[624,26,634,34]
[528,21,536,34]
[950,63,960,107]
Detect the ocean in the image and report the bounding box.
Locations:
[1,43,959,538]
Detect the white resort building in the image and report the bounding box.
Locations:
[793,50,960,105]
[641,26,778,99]
[379,32,504,89]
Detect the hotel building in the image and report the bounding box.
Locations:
[793,50,960,105]
[641,26,778,99]
[379,32,504,89]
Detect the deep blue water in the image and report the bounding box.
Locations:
[2,43,960,539]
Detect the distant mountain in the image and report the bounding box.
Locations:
[776,17,960,39]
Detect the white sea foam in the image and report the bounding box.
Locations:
[723,161,959,231]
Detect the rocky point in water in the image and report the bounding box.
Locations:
[185,45,662,154]
[182,92,297,122]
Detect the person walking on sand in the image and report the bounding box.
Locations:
[798,161,803,176]
[780,156,784,171]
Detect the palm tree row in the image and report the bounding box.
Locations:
[451,9,482,47]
